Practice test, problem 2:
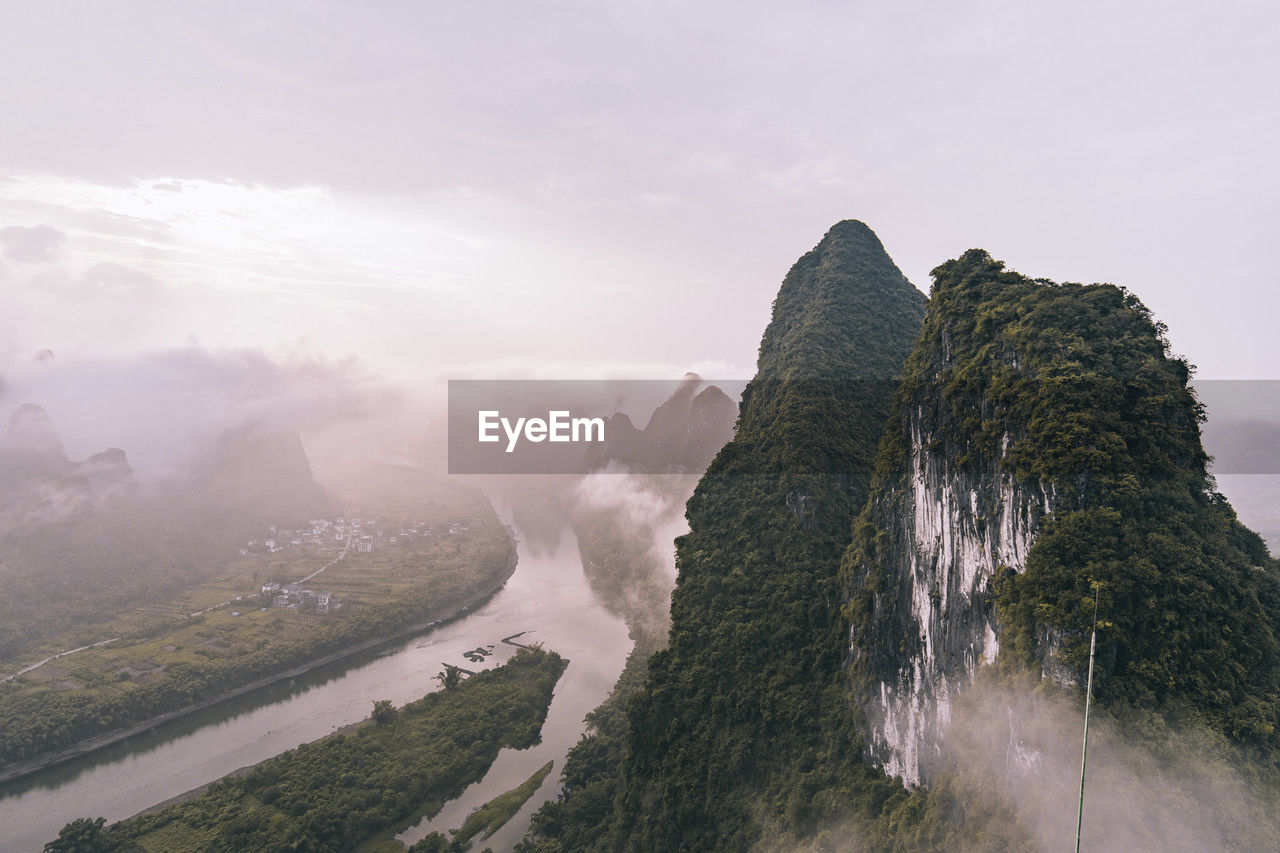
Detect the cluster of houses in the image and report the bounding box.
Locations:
[240,516,467,557]
[243,517,474,616]
[350,518,470,553]
[260,581,335,613]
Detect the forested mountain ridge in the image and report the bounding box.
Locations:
[546,220,928,850]
[844,249,1280,783]
[523,227,1280,851]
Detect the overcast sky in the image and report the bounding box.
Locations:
[1,1,1278,459]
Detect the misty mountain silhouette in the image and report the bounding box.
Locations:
[193,422,333,526]
[585,375,737,473]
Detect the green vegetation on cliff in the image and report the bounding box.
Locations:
[914,250,1278,743]
[838,248,1280,847]
[531,232,1280,851]
[523,221,928,850]
[623,224,925,849]
[846,249,1280,747]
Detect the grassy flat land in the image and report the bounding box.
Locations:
[0,465,516,771]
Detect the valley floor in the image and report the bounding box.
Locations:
[0,468,517,780]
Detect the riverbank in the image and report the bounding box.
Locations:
[100,649,567,853]
[126,712,371,824]
[0,551,517,787]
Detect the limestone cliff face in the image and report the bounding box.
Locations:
[843,253,1076,786]
[853,414,1054,784]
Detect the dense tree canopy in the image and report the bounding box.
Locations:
[527,235,1280,851]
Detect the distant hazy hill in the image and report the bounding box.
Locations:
[193,422,333,526]
[586,375,737,473]
[1,402,68,463]
[0,408,334,661]
[0,404,134,536]
[0,403,72,490]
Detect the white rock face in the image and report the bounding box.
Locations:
[861,413,1054,785]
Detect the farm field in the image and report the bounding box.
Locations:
[0,465,517,773]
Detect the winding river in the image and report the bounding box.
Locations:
[0,494,632,852]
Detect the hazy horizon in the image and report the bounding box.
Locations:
[3,1,1278,465]
[5,7,1280,849]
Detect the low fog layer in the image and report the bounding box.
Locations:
[0,345,402,476]
[575,466,693,638]
[937,676,1280,851]
[576,466,690,582]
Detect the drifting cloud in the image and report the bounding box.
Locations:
[937,677,1280,851]
[574,466,694,637]
[576,466,678,529]
[0,224,67,263]
[775,675,1280,851]
[1,345,403,475]
[75,262,165,298]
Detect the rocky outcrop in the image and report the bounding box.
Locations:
[846,249,1280,788]
[853,416,1055,784]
